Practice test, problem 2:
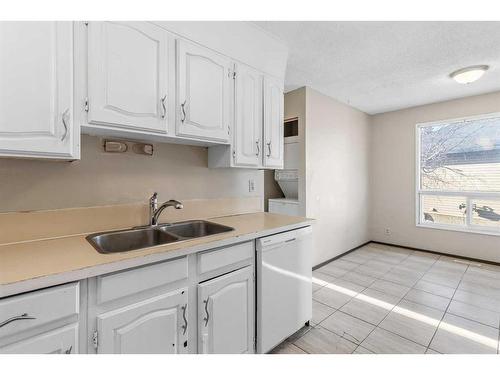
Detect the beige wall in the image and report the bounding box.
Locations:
[0,135,263,213]
[305,88,371,266]
[370,91,500,263]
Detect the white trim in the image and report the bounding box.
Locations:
[415,112,500,237]
[417,223,500,237]
[416,111,500,129]
[418,190,500,198]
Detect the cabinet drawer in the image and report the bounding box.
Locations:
[198,241,253,275]
[97,256,188,304]
[0,283,79,340]
[0,323,78,354]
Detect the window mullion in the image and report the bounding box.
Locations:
[465,196,472,228]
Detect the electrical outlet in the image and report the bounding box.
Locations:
[384,228,391,236]
[248,179,255,193]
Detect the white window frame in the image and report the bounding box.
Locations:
[416,112,500,237]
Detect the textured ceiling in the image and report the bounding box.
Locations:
[254,22,500,114]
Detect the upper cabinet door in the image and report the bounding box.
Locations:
[0,22,76,159]
[97,288,188,354]
[233,64,263,167]
[87,22,168,133]
[263,76,284,169]
[176,40,231,143]
[198,266,254,354]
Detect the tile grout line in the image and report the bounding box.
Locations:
[312,251,386,349]
[359,252,441,352]
[425,263,469,352]
[301,245,500,354]
[498,317,500,354]
[314,244,500,354]
[375,252,443,351]
[353,248,426,352]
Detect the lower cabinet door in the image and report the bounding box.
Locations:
[198,266,254,354]
[97,288,188,354]
[0,324,78,354]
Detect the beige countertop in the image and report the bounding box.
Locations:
[0,212,313,298]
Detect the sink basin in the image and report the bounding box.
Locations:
[87,227,179,254]
[159,220,234,239]
[87,220,234,254]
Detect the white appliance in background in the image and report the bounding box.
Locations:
[268,117,301,216]
[256,226,312,353]
[269,169,299,216]
[268,198,300,216]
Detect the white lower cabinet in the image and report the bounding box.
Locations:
[96,288,188,354]
[198,266,254,354]
[0,282,80,354]
[0,324,78,354]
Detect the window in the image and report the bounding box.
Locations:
[416,113,500,235]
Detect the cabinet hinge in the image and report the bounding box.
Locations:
[84,98,89,112]
[233,71,236,80]
[232,149,236,159]
[92,330,98,349]
[84,21,89,26]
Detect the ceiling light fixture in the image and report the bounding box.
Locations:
[450,65,489,84]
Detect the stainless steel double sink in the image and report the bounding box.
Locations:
[86,220,234,254]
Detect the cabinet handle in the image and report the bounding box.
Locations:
[180,100,187,123]
[65,345,73,354]
[160,95,167,119]
[0,313,36,328]
[61,109,69,141]
[203,298,210,327]
[266,141,272,157]
[255,140,260,156]
[181,304,188,335]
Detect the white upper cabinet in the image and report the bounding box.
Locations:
[208,70,284,169]
[176,40,231,143]
[0,22,77,159]
[87,22,169,134]
[198,266,254,354]
[263,76,284,169]
[97,289,188,354]
[233,64,263,167]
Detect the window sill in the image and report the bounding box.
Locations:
[416,223,500,237]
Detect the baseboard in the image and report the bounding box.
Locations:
[312,241,371,270]
[370,240,500,267]
[313,240,500,270]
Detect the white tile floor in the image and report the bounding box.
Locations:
[271,243,500,354]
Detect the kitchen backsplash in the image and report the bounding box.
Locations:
[0,135,263,213]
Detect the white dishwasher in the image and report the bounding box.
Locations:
[256,226,312,353]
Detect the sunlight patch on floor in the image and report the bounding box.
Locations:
[313,274,498,350]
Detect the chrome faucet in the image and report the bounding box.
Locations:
[149,192,183,226]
